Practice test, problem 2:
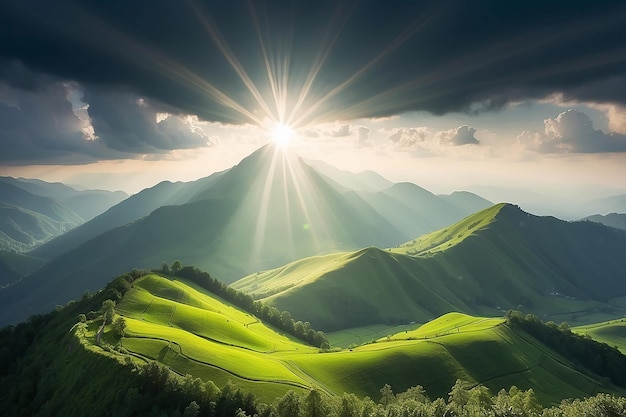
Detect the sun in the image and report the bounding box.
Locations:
[271,123,295,149]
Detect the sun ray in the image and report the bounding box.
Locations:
[289,8,439,127]
[249,148,281,268]
[188,1,279,124]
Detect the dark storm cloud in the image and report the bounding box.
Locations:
[84,88,213,153]
[0,64,213,163]
[1,0,626,162]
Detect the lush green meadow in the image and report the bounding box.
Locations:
[105,274,626,405]
[574,319,626,353]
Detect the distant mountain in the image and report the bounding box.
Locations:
[0,257,19,287]
[583,194,626,217]
[583,213,626,231]
[0,182,84,252]
[233,203,626,331]
[0,177,127,221]
[0,145,405,325]
[0,250,45,286]
[307,159,394,193]
[359,183,492,240]
[32,171,226,261]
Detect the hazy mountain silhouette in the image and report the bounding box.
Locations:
[3,177,128,221]
[32,171,226,260]
[0,182,84,252]
[583,213,626,231]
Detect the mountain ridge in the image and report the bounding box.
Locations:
[233,203,626,331]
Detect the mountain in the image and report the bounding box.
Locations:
[307,159,394,192]
[583,213,626,231]
[0,250,45,287]
[360,183,492,239]
[2,177,128,221]
[0,181,85,252]
[233,203,626,331]
[583,194,626,216]
[0,257,20,287]
[0,145,408,325]
[31,171,226,261]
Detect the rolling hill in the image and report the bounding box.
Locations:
[574,320,626,353]
[4,271,625,416]
[233,203,626,331]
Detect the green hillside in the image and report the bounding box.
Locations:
[233,203,626,331]
[95,274,626,404]
[4,271,626,416]
[574,319,626,353]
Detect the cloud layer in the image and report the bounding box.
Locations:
[1,0,625,163]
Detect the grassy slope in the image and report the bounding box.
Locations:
[574,319,626,353]
[110,274,624,405]
[233,203,626,331]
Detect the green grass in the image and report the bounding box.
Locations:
[392,204,504,256]
[232,203,626,331]
[327,323,421,348]
[573,319,626,353]
[105,274,626,405]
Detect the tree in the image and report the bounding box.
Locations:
[172,260,183,274]
[448,379,471,415]
[101,299,116,324]
[338,392,362,417]
[303,389,327,417]
[276,390,301,417]
[379,384,395,406]
[112,317,127,337]
[183,401,200,417]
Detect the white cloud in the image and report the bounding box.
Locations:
[354,126,372,147]
[517,109,626,153]
[436,125,480,146]
[330,124,350,137]
[387,127,429,150]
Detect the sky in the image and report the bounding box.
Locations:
[1,0,626,212]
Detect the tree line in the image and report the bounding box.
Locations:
[163,262,330,349]
[505,310,626,388]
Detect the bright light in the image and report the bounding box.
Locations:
[271,123,295,148]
